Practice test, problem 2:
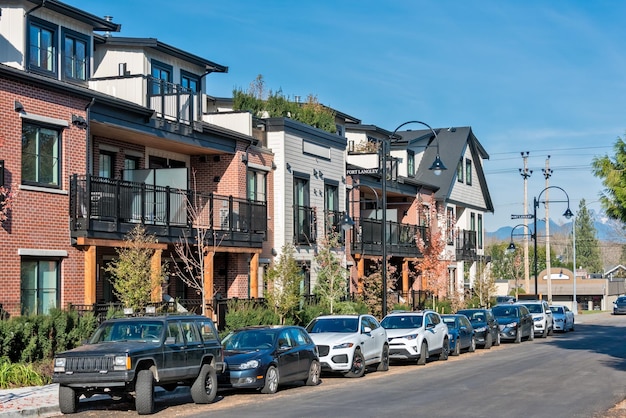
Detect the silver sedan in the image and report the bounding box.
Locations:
[550,305,575,332]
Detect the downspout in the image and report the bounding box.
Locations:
[85,98,96,174]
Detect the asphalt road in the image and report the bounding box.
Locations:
[62,312,626,418]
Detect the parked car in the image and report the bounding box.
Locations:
[491,304,534,343]
[456,308,500,349]
[517,300,554,338]
[306,315,388,378]
[380,310,449,365]
[53,315,224,415]
[219,325,320,394]
[550,305,575,332]
[613,296,626,315]
[441,314,476,356]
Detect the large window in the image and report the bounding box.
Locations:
[28,17,57,75]
[181,71,200,93]
[457,158,464,183]
[294,175,313,244]
[21,259,59,315]
[22,123,61,187]
[151,60,173,95]
[99,151,115,178]
[478,214,483,249]
[324,182,339,234]
[62,29,88,82]
[247,170,267,202]
[465,159,472,185]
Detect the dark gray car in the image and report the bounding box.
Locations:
[491,304,534,344]
[614,296,626,315]
[456,308,501,349]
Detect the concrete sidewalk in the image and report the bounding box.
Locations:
[0,383,59,417]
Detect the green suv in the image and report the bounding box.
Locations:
[53,315,224,415]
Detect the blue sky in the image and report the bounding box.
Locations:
[70,0,625,231]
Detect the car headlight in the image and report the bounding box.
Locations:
[333,342,354,349]
[54,357,66,372]
[238,360,260,370]
[533,316,544,322]
[474,326,486,333]
[403,334,419,340]
[506,322,518,328]
[113,355,131,371]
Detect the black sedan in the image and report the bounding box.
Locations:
[613,296,626,315]
[220,325,320,394]
[457,308,501,349]
[491,304,534,343]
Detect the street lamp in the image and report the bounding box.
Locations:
[506,224,535,299]
[381,121,446,317]
[533,186,573,301]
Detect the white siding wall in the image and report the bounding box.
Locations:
[449,147,486,208]
[0,6,26,68]
[204,113,252,136]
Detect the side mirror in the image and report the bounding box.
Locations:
[546,309,552,314]
[362,326,372,334]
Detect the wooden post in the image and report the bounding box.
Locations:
[357,257,365,294]
[151,249,163,302]
[204,251,215,318]
[250,253,259,298]
[84,246,97,305]
[402,259,409,302]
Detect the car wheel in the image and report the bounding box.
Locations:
[452,338,460,356]
[514,329,521,344]
[541,326,548,338]
[59,385,79,414]
[346,348,366,378]
[484,332,493,349]
[529,328,535,341]
[376,344,389,372]
[305,360,321,386]
[417,341,428,366]
[548,324,554,336]
[191,364,217,404]
[494,331,501,346]
[469,337,476,352]
[439,338,449,361]
[135,369,155,415]
[261,366,279,394]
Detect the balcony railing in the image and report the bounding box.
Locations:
[90,75,200,124]
[294,205,317,245]
[456,229,477,260]
[70,175,267,247]
[324,210,347,241]
[350,218,427,258]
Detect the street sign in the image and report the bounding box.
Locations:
[346,168,380,175]
[511,214,534,219]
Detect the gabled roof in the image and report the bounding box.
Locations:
[26,0,121,32]
[94,36,228,73]
[397,126,494,213]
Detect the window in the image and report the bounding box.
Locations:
[294,175,313,244]
[471,213,476,232]
[62,29,89,82]
[181,71,200,93]
[123,156,140,181]
[324,182,339,234]
[457,158,463,183]
[247,170,267,202]
[28,17,57,75]
[465,159,472,185]
[99,151,115,178]
[151,60,173,95]
[22,123,61,187]
[21,258,59,315]
[478,214,483,249]
[446,207,454,245]
[407,150,415,177]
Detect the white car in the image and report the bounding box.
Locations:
[550,305,575,332]
[517,300,554,338]
[380,311,449,365]
[305,315,389,378]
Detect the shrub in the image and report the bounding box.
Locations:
[0,360,50,389]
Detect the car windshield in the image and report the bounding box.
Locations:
[89,321,163,343]
[492,306,517,317]
[551,306,564,314]
[307,318,359,333]
[380,315,423,329]
[222,330,276,351]
[524,304,543,314]
[617,297,626,303]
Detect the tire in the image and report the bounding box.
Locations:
[548,323,554,336]
[452,338,460,356]
[261,366,279,394]
[345,348,365,378]
[416,341,428,366]
[495,331,501,346]
[529,328,535,341]
[571,321,575,332]
[376,344,389,372]
[468,337,476,353]
[135,369,155,415]
[541,325,548,338]
[484,332,493,349]
[439,338,449,361]
[305,360,321,386]
[59,385,79,414]
[191,364,218,404]
[514,329,522,344]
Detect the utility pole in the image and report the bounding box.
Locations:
[519,152,532,294]
[543,157,553,303]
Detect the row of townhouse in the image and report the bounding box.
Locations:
[0,0,494,320]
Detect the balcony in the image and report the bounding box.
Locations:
[294,205,317,245]
[456,229,477,261]
[350,218,427,258]
[70,175,267,248]
[90,75,200,124]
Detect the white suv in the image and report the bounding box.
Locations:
[306,314,389,378]
[517,300,553,338]
[381,311,449,365]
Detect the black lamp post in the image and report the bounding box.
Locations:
[381,121,446,317]
[532,186,573,298]
[506,224,535,297]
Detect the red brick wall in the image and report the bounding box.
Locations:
[0,77,90,316]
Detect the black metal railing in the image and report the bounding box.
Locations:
[350,218,427,257]
[324,210,347,242]
[294,205,317,245]
[456,229,477,260]
[70,175,267,246]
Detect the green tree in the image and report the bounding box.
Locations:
[105,225,167,312]
[574,199,603,273]
[592,136,626,223]
[265,244,302,324]
[313,231,347,314]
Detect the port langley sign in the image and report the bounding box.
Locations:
[346,168,380,176]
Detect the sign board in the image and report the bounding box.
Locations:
[511,214,534,219]
[346,168,380,176]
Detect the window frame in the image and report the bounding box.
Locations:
[99,150,115,179]
[465,159,472,185]
[247,169,267,202]
[151,59,173,95]
[61,27,89,83]
[27,16,58,77]
[457,158,463,183]
[21,122,62,188]
[181,70,201,93]
[20,257,60,315]
[407,150,415,177]
[478,214,483,249]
